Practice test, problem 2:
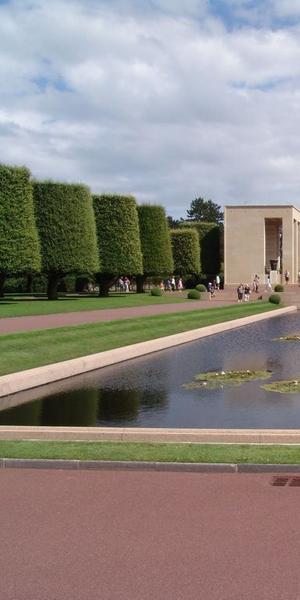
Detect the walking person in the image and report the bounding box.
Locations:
[253,274,259,293]
[215,274,220,290]
[285,270,290,284]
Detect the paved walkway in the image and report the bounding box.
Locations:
[0,297,234,334]
[1,469,300,600]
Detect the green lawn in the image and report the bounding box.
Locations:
[0,292,189,318]
[0,302,277,375]
[0,440,299,463]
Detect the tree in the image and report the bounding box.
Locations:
[0,164,41,297]
[170,229,200,275]
[180,221,222,276]
[186,197,223,224]
[167,215,181,228]
[93,194,143,296]
[136,205,173,293]
[33,181,99,300]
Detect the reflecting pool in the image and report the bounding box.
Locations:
[2,313,300,428]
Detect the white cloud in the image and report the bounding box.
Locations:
[1,0,300,216]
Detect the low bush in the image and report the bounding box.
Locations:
[151,287,163,296]
[274,284,284,292]
[269,294,281,305]
[187,289,201,300]
[195,284,207,292]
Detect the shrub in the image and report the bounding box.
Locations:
[33,181,99,299]
[0,164,41,296]
[170,229,200,275]
[137,204,173,293]
[195,284,207,292]
[179,221,222,276]
[269,294,281,304]
[93,194,143,296]
[151,287,163,296]
[187,289,201,300]
[274,284,284,292]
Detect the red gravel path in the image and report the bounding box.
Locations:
[1,469,300,600]
[0,298,233,334]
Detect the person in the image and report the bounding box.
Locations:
[165,278,172,292]
[118,277,124,292]
[215,274,220,290]
[237,283,244,303]
[177,277,183,291]
[208,281,215,299]
[266,276,272,291]
[171,276,176,291]
[244,283,250,302]
[253,274,259,293]
[124,277,130,292]
[285,270,290,284]
[159,280,164,291]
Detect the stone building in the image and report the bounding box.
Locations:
[224,205,300,285]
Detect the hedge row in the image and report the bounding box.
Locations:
[0,164,204,299]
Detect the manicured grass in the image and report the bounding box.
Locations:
[0,292,189,318]
[0,440,299,463]
[0,302,277,375]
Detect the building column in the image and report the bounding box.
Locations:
[282,216,294,283]
[294,220,299,283]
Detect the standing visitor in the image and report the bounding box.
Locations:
[215,274,220,290]
[285,270,290,284]
[177,277,183,291]
[253,275,259,293]
[244,283,250,302]
[237,283,244,303]
[171,276,176,291]
[266,276,272,291]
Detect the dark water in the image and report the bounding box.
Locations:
[2,313,300,428]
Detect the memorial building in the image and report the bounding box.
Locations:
[224,205,300,285]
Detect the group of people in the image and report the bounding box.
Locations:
[118,276,131,292]
[161,277,183,292]
[236,283,252,303]
[237,273,274,302]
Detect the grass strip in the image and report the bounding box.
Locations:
[0,440,300,463]
[0,302,278,375]
[0,293,188,318]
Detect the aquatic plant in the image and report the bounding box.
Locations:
[183,369,272,390]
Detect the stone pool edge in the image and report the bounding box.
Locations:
[0,305,296,400]
[2,426,300,443]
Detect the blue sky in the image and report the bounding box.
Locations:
[1,0,300,217]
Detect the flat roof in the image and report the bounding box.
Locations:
[226,204,295,209]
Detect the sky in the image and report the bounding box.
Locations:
[2,0,300,217]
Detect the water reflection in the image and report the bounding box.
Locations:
[1,312,300,428]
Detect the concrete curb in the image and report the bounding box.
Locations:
[2,426,300,443]
[1,458,300,473]
[0,305,295,398]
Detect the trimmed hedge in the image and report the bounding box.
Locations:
[33,181,99,299]
[170,229,200,275]
[269,294,281,304]
[137,204,173,293]
[151,287,163,296]
[195,284,207,292]
[179,221,222,276]
[0,164,41,295]
[187,289,201,300]
[93,194,143,296]
[274,284,284,292]
[138,205,173,274]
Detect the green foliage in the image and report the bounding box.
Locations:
[138,204,173,275]
[151,287,163,296]
[274,284,284,292]
[0,164,41,274]
[187,289,201,300]
[196,284,207,292]
[180,221,221,276]
[170,229,200,275]
[269,293,281,304]
[186,197,223,223]
[33,181,99,275]
[93,194,143,275]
